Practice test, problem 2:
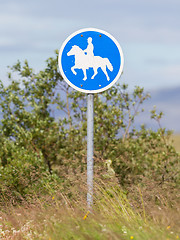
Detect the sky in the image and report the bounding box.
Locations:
[0,0,180,91]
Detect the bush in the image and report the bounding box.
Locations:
[111,128,180,186]
[0,51,179,204]
[0,134,60,203]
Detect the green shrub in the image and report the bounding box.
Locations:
[0,50,179,204]
[0,136,59,203]
[111,128,180,186]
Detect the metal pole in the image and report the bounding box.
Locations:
[87,93,94,209]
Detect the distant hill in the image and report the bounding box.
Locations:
[136,86,180,133]
[149,87,180,104]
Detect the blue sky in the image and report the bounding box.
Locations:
[0,0,180,90]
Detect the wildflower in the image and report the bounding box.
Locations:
[0,229,5,237]
[101,224,107,232]
[13,229,20,235]
[176,235,179,239]
[52,196,55,200]
[130,236,134,239]
[83,211,90,220]
[167,226,171,230]
[122,226,127,234]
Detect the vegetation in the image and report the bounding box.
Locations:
[171,134,180,153]
[0,50,179,239]
[0,183,179,240]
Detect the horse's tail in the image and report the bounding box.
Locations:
[105,58,113,71]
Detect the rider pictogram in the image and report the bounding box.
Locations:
[67,37,113,81]
[84,37,94,58]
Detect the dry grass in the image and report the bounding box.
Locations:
[171,134,180,153]
[0,180,180,240]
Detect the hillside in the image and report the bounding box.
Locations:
[131,86,180,133]
[171,134,180,152]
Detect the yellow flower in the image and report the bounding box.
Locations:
[130,236,134,239]
[83,211,90,220]
[52,196,55,200]
[167,226,171,230]
[176,235,179,239]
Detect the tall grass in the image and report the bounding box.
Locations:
[171,134,180,153]
[0,181,179,240]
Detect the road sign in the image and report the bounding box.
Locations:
[59,28,124,93]
[58,28,124,209]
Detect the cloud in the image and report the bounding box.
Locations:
[0,0,180,91]
[1,0,180,45]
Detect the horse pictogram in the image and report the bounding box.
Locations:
[67,38,113,81]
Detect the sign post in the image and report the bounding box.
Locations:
[59,28,124,209]
[87,94,94,208]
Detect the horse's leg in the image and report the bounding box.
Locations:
[71,66,77,75]
[91,67,98,79]
[101,65,110,81]
[82,68,87,81]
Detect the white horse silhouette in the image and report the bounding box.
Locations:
[67,45,113,81]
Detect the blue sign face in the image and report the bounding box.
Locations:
[59,28,124,93]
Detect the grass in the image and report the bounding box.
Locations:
[171,134,180,153]
[0,181,179,240]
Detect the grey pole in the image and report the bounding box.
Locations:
[87,93,94,209]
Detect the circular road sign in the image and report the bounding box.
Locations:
[58,28,124,93]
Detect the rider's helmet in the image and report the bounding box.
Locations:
[87,37,92,43]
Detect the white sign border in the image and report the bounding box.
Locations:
[58,28,124,94]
